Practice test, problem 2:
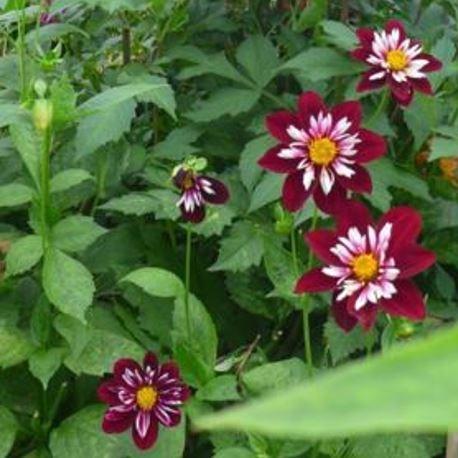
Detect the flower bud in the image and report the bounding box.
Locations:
[274,203,294,235]
[394,319,416,339]
[34,79,48,98]
[32,99,53,132]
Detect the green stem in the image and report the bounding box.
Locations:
[184,224,192,341]
[91,151,108,216]
[15,0,27,102]
[39,126,52,250]
[367,88,389,127]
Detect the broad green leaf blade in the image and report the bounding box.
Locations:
[196,324,458,438]
[0,326,35,368]
[5,235,43,277]
[43,248,95,323]
[0,406,17,458]
[28,347,67,389]
[49,405,186,458]
[248,173,282,213]
[0,104,26,128]
[0,183,34,207]
[50,169,94,193]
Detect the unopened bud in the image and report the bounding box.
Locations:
[33,99,53,132]
[34,79,48,98]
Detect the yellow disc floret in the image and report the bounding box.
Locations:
[136,386,158,411]
[351,253,379,282]
[309,138,338,166]
[386,50,408,71]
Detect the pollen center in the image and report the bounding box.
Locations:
[386,50,408,71]
[182,173,195,190]
[309,138,338,166]
[351,253,379,282]
[136,386,158,411]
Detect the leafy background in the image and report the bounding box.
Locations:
[0,0,457,457]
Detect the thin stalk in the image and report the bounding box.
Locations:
[91,151,108,216]
[184,224,192,341]
[15,0,27,102]
[39,126,52,250]
[367,88,389,127]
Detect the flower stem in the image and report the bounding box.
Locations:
[39,124,52,251]
[15,0,27,102]
[367,88,389,128]
[184,223,192,341]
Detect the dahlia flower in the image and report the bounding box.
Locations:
[258,92,386,214]
[295,201,436,331]
[351,20,442,106]
[98,352,190,450]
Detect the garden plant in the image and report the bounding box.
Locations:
[0,0,457,457]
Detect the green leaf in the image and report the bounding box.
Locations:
[43,248,95,323]
[351,435,430,458]
[0,103,26,128]
[0,183,34,207]
[429,135,458,161]
[185,88,261,123]
[242,358,308,395]
[190,206,235,238]
[210,221,265,273]
[50,405,186,458]
[320,20,357,51]
[50,169,94,193]
[153,125,203,160]
[324,319,367,365]
[52,215,107,253]
[50,76,78,129]
[294,0,327,32]
[196,324,458,438]
[236,35,280,87]
[197,375,241,402]
[28,347,67,389]
[239,135,275,192]
[0,326,34,368]
[214,448,256,458]
[429,35,456,89]
[281,47,363,81]
[5,235,43,277]
[248,174,282,213]
[404,94,439,149]
[0,406,17,458]
[25,23,89,44]
[367,158,432,211]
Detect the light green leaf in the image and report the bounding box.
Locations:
[236,35,280,87]
[294,0,327,32]
[185,88,261,123]
[50,76,78,129]
[153,125,203,160]
[248,173,282,213]
[197,375,241,402]
[214,448,256,458]
[0,104,26,127]
[0,406,17,458]
[209,221,264,272]
[281,47,364,81]
[52,215,106,253]
[43,248,95,323]
[351,435,430,458]
[429,136,458,161]
[25,23,89,45]
[404,94,439,149]
[429,35,456,89]
[196,324,458,438]
[320,20,358,51]
[28,347,67,388]
[0,326,35,368]
[5,235,43,277]
[0,183,34,207]
[50,405,186,458]
[50,169,94,193]
[190,205,235,238]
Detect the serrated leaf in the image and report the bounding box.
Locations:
[0,183,34,207]
[50,76,78,128]
[0,326,34,368]
[248,173,283,213]
[50,169,94,193]
[5,234,43,276]
[210,221,264,273]
[429,135,458,161]
[0,406,17,458]
[197,375,241,402]
[351,435,430,458]
[153,125,203,160]
[51,215,106,253]
[324,319,366,364]
[320,20,357,51]
[43,248,95,323]
[28,347,67,388]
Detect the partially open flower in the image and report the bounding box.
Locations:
[295,201,436,331]
[98,352,190,450]
[258,92,386,214]
[173,166,229,223]
[351,20,442,106]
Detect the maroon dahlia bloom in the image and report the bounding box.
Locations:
[173,167,229,223]
[351,20,442,106]
[295,201,436,331]
[258,92,386,214]
[98,352,190,450]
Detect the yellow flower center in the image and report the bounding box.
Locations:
[351,253,379,282]
[309,138,338,166]
[136,386,158,411]
[182,173,195,190]
[386,50,408,71]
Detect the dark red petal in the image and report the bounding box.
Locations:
[331,101,362,130]
[395,245,436,279]
[347,294,378,331]
[297,91,327,125]
[387,77,413,106]
[155,405,182,427]
[335,199,372,234]
[385,19,406,41]
[417,53,442,72]
[351,48,371,63]
[282,171,314,212]
[114,358,142,380]
[356,69,387,92]
[143,352,158,371]
[356,27,375,47]
[132,413,159,450]
[172,168,187,190]
[331,294,357,332]
[295,267,337,294]
[159,361,180,381]
[379,280,426,320]
[180,201,205,223]
[258,145,301,173]
[305,229,340,265]
[199,176,229,204]
[313,181,349,215]
[410,77,433,95]
[377,206,422,254]
[98,380,120,405]
[336,164,372,194]
[266,111,298,143]
[102,408,135,434]
[355,129,387,163]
